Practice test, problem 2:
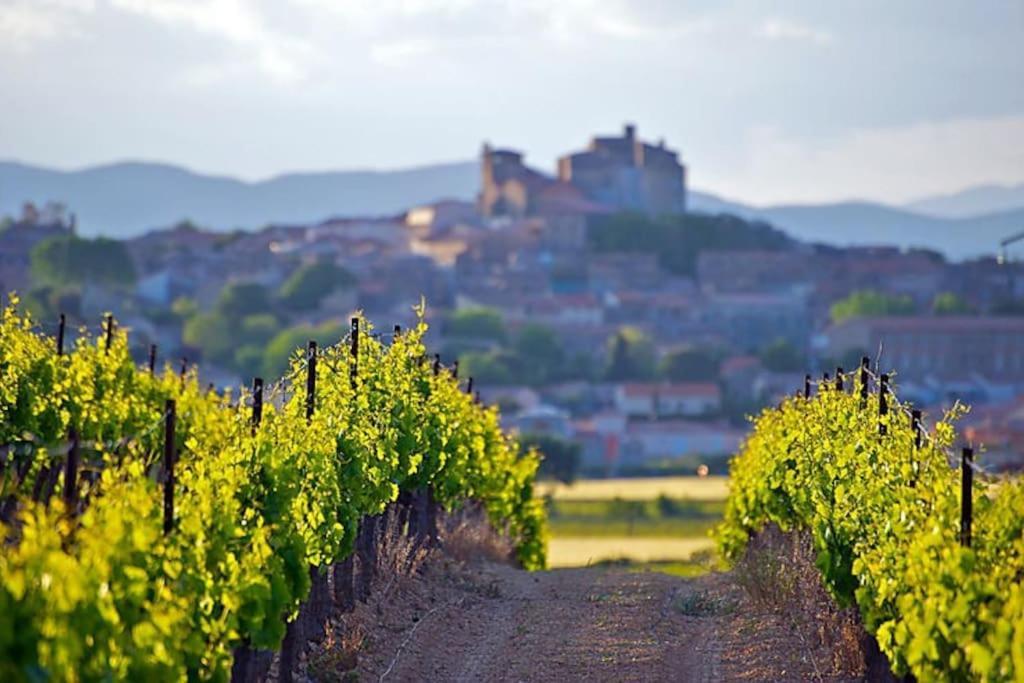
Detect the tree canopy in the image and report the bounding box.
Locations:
[458,349,521,386]
[30,236,136,289]
[445,307,507,342]
[659,345,720,381]
[262,321,346,378]
[216,282,272,320]
[182,312,235,365]
[522,433,581,484]
[586,211,791,277]
[604,326,655,381]
[277,261,356,311]
[758,338,804,372]
[830,290,915,324]
[932,292,975,316]
[513,323,565,384]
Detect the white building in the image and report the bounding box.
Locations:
[613,382,722,418]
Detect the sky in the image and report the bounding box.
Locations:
[1,0,1023,205]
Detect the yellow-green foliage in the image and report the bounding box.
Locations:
[717,380,1024,681]
[0,296,547,681]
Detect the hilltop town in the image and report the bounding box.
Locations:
[3,124,1024,476]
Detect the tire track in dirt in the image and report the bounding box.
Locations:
[373,565,720,682]
[358,560,858,682]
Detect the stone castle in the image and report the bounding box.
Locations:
[479,124,687,219]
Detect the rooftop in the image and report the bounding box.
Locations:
[618,382,721,398]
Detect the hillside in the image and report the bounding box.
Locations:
[3,159,1022,259]
[905,182,1024,218]
[689,193,1024,259]
[0,159,479,236]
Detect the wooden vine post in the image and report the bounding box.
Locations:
[163,399,176,535]
[305,341,317,422]
[350,318,359,389]
[104,314,114,354]
[878,373,889,435]
[859,356,870,406]
[960,447,973,548]
[251,378,263,436]
[56,313,66,356]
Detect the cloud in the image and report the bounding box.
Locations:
[109,0,316,83]
[370,38,437,67]
[0,0,94,51]
[703,115,1024,205]
[591,14,715,41]
[756,18,833,46]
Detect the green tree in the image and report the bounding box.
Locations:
[604,326,655,381]
[241,314,279,347]
[182,312,235,365]
[171,296,199,320]
[277,261,356,311]
[830,290,915,324]
[758,338,804,372]
[521,433,581,484]
[22,286,80,321]
[31,236,136,288]
[446,307,507,342]
[513,323,565,384]
[233,345,264,378]
[216,282,271,320]
[932,292,975,316]
[587,211,791,276]
[262,321,346,378]
[659,346,720,381]
[458,349,520,385]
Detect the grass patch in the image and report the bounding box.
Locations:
[550,497,725,519]
[537,476,729,502]
[591,557,716,578]
[548,517,719,538]
[548,537,715,568]
[538,479,728,570]
[672,590,735,616]
[546,497,724,539]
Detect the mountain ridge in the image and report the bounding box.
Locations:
[2,159,1022,260]
[904,182,1024,219]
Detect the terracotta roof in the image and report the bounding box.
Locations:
[720,356,761,375]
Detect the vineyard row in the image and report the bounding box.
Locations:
[0,296,547,681]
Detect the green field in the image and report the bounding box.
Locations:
[537,475,730,501]
[540,477,728,570]
[547,537,716,568]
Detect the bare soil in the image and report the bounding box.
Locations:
[295,512,876,683]
[312,556,864,682]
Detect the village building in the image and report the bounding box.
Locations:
[478,123,687,220]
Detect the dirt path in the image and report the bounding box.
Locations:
[346,560,857,683]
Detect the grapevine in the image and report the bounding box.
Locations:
[717,373,1024,681]
[0,295,548,681]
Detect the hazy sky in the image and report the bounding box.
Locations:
[1,0,1022,205]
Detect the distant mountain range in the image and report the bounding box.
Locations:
[0,159,478,234]
[686,192,1024,260]
[2,160,1022,260]
[904,183,1024,219]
